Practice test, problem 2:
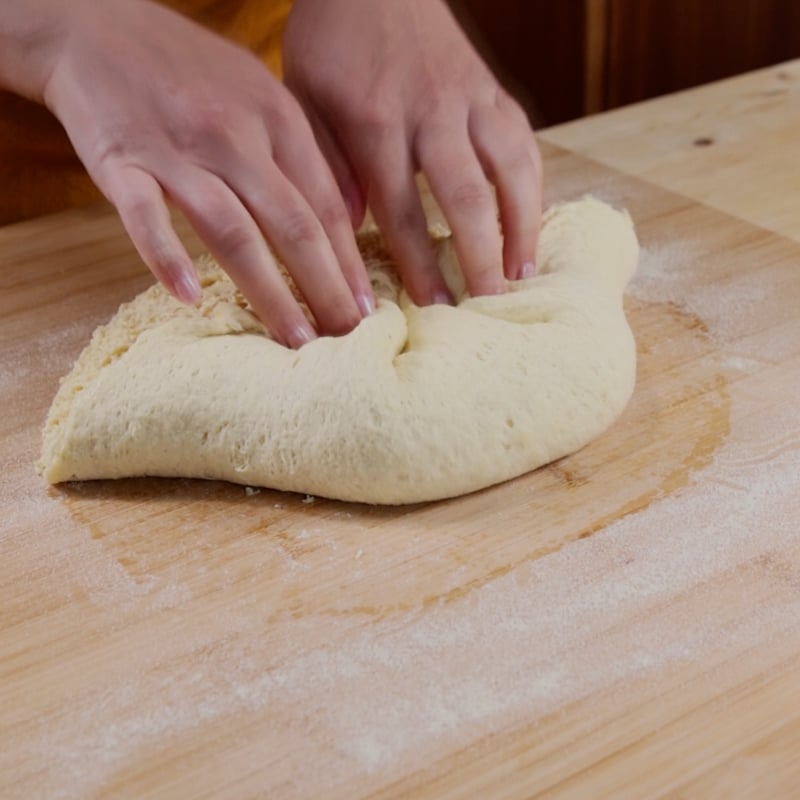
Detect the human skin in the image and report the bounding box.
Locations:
[0,0,542,347]
[284,0,543,303]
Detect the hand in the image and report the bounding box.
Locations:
[283,0,543,304]
[39,0,375,347]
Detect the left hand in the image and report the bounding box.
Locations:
[283,0,543,305]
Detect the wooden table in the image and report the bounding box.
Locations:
[3,62,800,798]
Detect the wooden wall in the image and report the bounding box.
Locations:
[0,0,291,226]
[451,1,589,127]
[455,0,800,126]
[604,0,800,109]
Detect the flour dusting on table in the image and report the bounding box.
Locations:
[4,235,800,799]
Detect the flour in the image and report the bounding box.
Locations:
[4,236,800,799]
[632,240,772,351]
[721,355,763,372]
[0,321,88,397]
[7,390,800,798]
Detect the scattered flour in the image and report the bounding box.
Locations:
[6,403,800,798]
[4,233,800,798]
[720,355,763,372]
[632,240,772,349]
[6,412,798,798]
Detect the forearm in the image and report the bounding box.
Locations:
[0,0,74,101]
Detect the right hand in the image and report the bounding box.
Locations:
[283,0,543,306]
[39,0,375,347]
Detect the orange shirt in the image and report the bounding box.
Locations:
[0,0,292,225]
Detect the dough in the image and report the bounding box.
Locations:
[38,197,639,504]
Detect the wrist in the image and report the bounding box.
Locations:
[0,0,80,103]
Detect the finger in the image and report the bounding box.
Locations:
[469,103,542,280]
[416,120,506,297]
[218,150,365,336]
[352,132,451,306]
[99,164,201,303]
[302,105,368,229]
[496,87,533,127]
[270,117,375,318]
[161,165,317,348]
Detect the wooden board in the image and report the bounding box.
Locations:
[542,59,800,241]
[2,142,800,799]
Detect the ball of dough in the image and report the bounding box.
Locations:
[38,196,638,504]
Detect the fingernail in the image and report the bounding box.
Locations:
[519,261,536,279]
[356,292,375,318]
[286,324,317,349]
[175,271,201,304]
[432,290,454,306]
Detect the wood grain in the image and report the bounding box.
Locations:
[604,0,800,108]
[2,140,800,798]
[448,1,800,125]
[583,0,609,115]
[542,59,800,242]
[452,0,589,125]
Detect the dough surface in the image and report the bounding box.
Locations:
[38,197,639,504]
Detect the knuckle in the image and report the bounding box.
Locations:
[418,85,447,119]
[212,219,253,257]
[281,210,322,248]
[359,102,394,141]
[391,205,424,235]
[315,198,349,231]
[412,65,459,118]
[448,180,492,214]
[118,193,152,225]
[94,138,128,169]
[91,120,140,168]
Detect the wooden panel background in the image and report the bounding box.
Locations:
[452,0,589,126]
[605,0,800,108]
[0,0,291,226]
[457,0,800,122]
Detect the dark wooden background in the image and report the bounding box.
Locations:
[455,0,800,126]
